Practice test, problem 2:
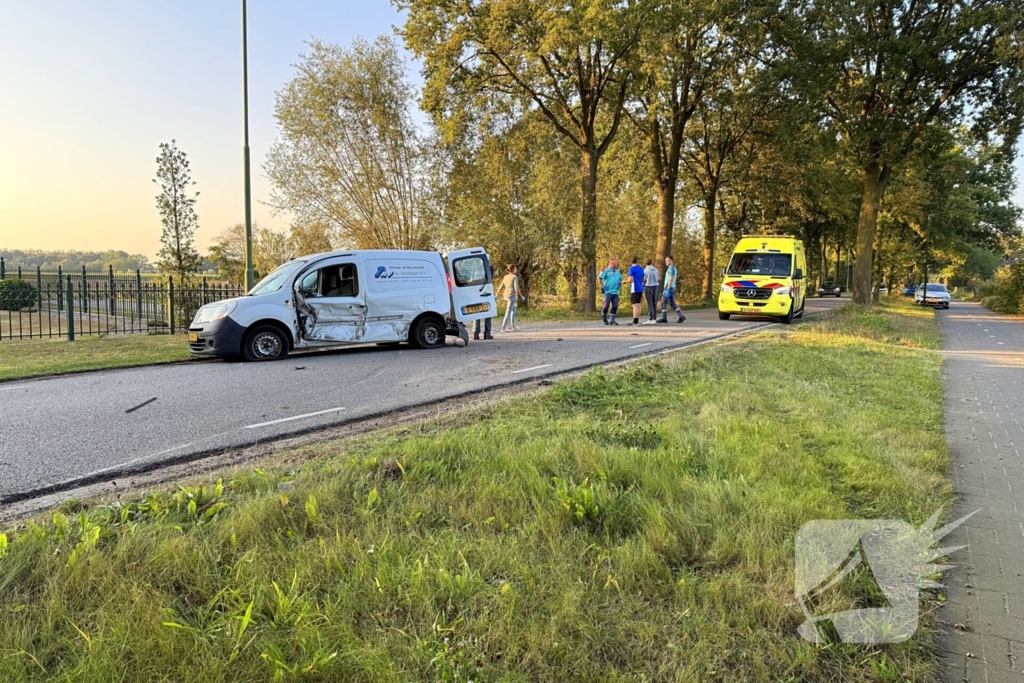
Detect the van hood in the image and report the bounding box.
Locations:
[723,277,789,289]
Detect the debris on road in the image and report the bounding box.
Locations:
[125,397,157,414]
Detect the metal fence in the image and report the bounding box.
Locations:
[0,265,245,341]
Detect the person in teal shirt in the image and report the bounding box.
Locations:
[658,256,686,323]
[598,259,624,325]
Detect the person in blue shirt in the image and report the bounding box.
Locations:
[597,259,624,325]
[626,256,645,326]
[658,256,686,324]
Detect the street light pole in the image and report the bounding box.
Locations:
[921,214,935,306]
[242,0,255,291]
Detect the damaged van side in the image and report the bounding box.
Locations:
[187,248,496,361]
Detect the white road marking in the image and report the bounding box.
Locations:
[0,385,29,392]
[511,364,552,374]
[244,406,348,429]
[629,343,653,349]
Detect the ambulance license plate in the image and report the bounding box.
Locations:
[188,332,199,342]
[738,308,762,314]
[463,303,489,314]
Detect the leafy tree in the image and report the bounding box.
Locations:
[397,0,641,311]
[153,140,202,281]
[266,36,431,250]
[779,0,1024,303]
[436,118,572,300]
[681,50,778,298]
[631,0,732,279]
[0,250,154,272]
[208,223,292,285]
[289,220,335,257]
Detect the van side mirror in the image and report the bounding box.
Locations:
[793,268,804,280]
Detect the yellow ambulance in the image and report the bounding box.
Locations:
[717,236,807,323]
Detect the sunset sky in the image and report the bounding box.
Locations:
[1,1,1022,261]
[0,0,408,259]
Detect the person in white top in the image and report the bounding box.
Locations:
[496,264,525,331]
[642,259,660,323]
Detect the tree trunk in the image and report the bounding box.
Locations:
[853,164,886,304]
[871,220,883,303]
[702,189,717,300]
[578,149,599,313]
[655,182,675,279]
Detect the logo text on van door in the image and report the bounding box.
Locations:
[370,263,435,286]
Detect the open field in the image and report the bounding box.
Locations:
[0,335,192,382]
[0,302,950,681]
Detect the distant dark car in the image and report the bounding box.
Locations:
[901,284,917,297]
[818,281,841,297]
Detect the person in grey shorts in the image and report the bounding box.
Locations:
[642,259,660,323]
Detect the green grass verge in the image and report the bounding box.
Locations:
[0,302,949,682]
[0,334,192,382]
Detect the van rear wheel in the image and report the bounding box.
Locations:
[243,325,288,361]
[411,317,446,349]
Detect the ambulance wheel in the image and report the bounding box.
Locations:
[780,304,794,325]
[412,317,446,349]
[243,325,289,361]
[718,311,730,320]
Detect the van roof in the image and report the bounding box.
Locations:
[734,235,803,252]
[293,249,446,262]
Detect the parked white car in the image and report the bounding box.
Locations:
[915,283,950,309]
[188,248,496,360]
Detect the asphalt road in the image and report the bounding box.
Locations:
[0,297,844,501]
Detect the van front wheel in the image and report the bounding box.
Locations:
[243,325,288,361]
[412,317,446,349]
[718,311,730,320]
[780,302,795,325]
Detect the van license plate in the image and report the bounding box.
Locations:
[188,332,199,342]
[463,303,489,314]
[738,308,761,314]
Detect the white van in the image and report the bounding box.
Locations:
[187,248,496,360]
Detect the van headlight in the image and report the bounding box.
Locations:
[773,287,791,296]
[721,284,733,293]
[193,300,237,324]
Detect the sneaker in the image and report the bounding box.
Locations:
[656,318,668,324]
[609,320,619,325]
[483,335,494,340]
[677,315,686,323]
[603,319,609,325]
[631,321,640,327]
[473,334,480,340]
[642,319,656,325]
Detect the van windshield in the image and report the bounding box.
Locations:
[248,260,306,296]
[727,253,792,277]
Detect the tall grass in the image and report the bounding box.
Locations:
[0,302,949,682]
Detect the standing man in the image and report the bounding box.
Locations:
[598,259,624,325]
[626,257,645,326]
[473,315,493,341]
[642,259,660,324]
[657,256,686,324]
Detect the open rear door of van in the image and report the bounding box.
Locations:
[446,248,496,323]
